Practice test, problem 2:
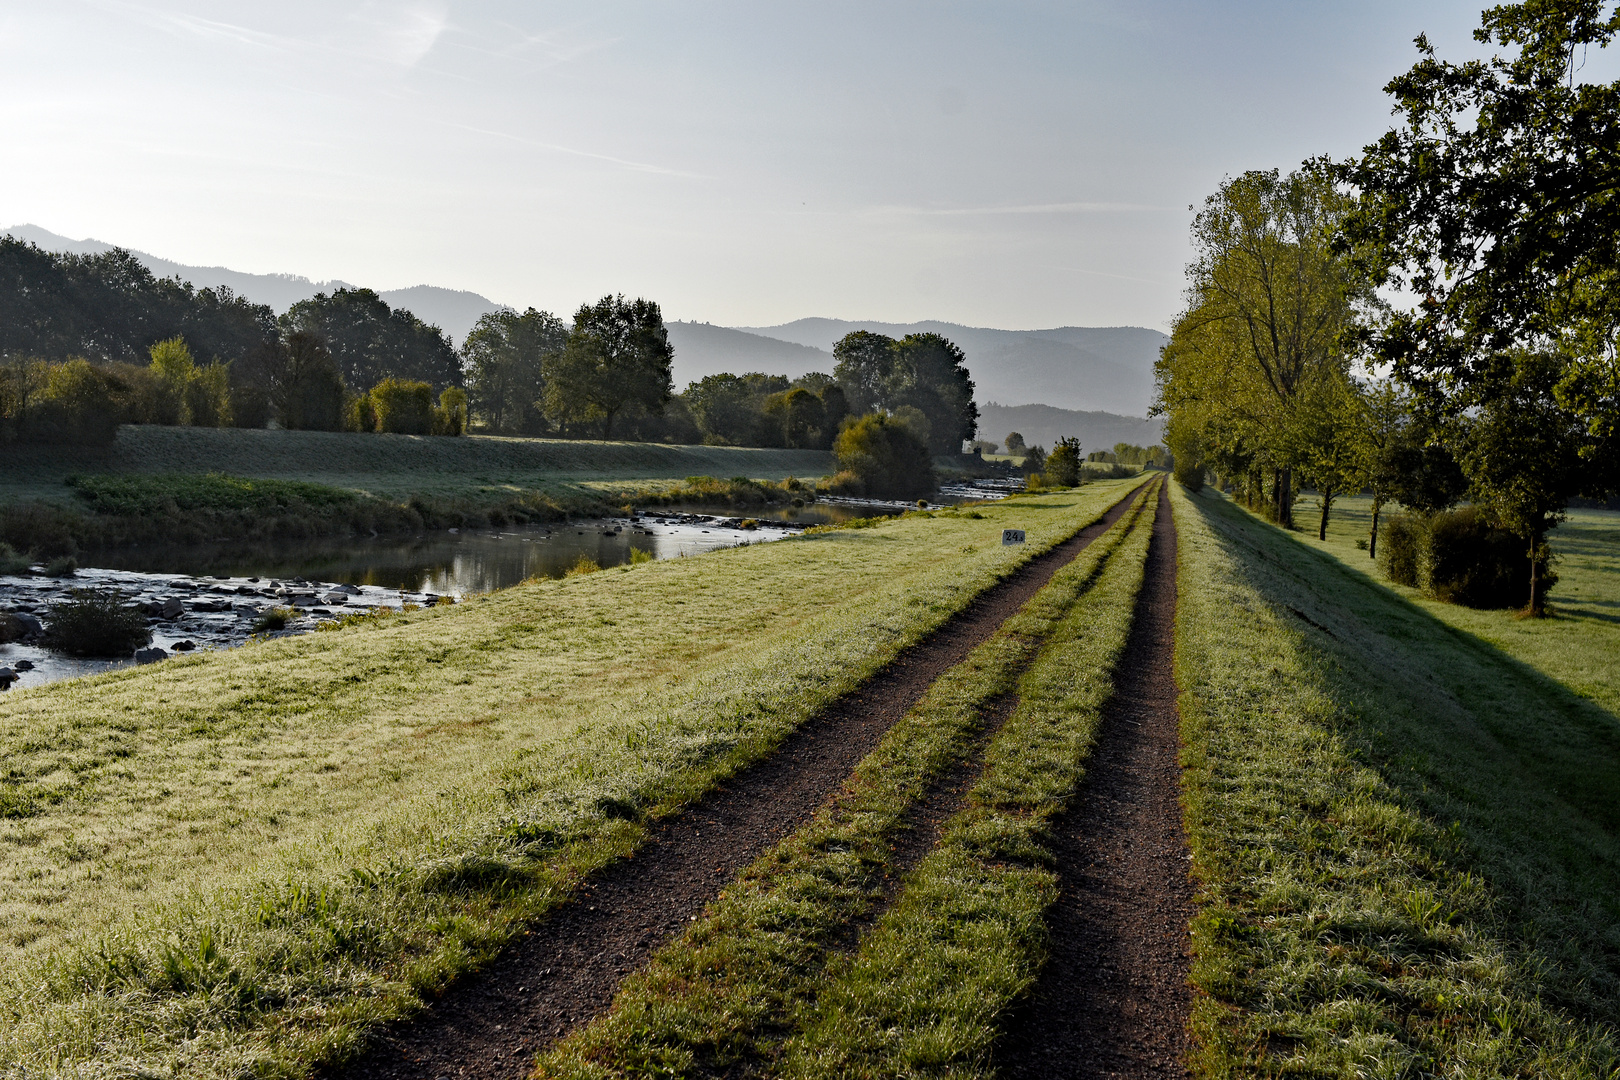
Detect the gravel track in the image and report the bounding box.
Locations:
[995,479,1195,1079]
[332,485,1148,1080]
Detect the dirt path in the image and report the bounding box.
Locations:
[333,485,1148,1080]
[995,480,1194,1079]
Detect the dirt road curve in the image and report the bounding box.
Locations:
[332,484,1148,1080]
[995,480,1194,1079]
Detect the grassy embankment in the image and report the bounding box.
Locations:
[530,483,1156,1078]
[0,479,1137,1078]
[1174,484,1620,1075]
[0,425,836,553]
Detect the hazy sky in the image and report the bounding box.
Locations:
[1,2,1522,330]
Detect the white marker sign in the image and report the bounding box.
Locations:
[1002,528,1026,545]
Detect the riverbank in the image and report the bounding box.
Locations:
[0,426,837,554]
[0,481,1138,1076]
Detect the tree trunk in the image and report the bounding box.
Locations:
[601,409,616,440]
[1317,488,1334,541]
[1527,523,1547,617]
[1369,497,1383,560]
[1277,468,1294,529]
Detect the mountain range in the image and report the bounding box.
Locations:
[5,225,1167,418]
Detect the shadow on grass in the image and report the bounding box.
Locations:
[1187,489,1620,1021]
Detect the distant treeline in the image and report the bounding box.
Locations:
[0,237,980,488]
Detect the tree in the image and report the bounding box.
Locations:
[259,332,346,431]
[1047,437,1082,486]
[1285,369,1368,540]
[1156,167,1376,526]
[1342,0,1620,610]
[463,307,566,435]
[1004,431,1026,454]
[281,288,461,392]
[834,413,936,499]
[1022,444,1048,477]
[832,330,978,454]
[763,387,825,448]
[544,295,674,440]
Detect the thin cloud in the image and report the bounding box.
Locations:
[457,124,701,178]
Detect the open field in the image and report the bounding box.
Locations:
[0,426,836,510]
[0,480,1138,1077]
[1174,484,1620,1075]
[1293,491,1620,717]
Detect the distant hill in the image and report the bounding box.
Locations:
[738,318,1166,416]
[664,321,833,388]
[976,403,1164,456]
[3,225,505,346]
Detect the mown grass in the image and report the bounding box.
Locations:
[1297,491,1620,717]
[0,428,837,554]
[1174,483,1620,1076]
[778,481,1159,1079]
[0,480,1139,1078]
[528,486,1152,1079]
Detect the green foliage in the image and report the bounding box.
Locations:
[1377,512,1424,587]
[544,294,673,439]
[368,378,435,435]
[43,588,152,656]
[1422,506,1554,609]
[19,358,126,445]
[833,413,936,499]
[462,307,565,435]
[253,607,295,633]
[434,386,467,436]
[831,331,979,455]
[66,473,359,516]
[43,555,76,577]
[250,332,347,431]
[1046,435,1082,486]
[0,237,278,365]
[280,288,461,392]
[1003,430,1025,454]
[0,542,30,575]
[1021,442,1047,476]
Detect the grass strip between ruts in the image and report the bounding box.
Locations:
[529,488,1154,1080]
[776,478,1160,1079]
[1170,484,1620,1076]
[0,486,1140,1079]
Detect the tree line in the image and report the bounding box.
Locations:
[1155,0,1620,616]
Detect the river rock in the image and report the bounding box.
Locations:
[134,647,168,664]
[13,660,34,671]
[161,597,185,619]
[14,613,43,641]
[190,600,221,613]
[322,593,349,605]
[335,583,362,595]
[0,668,15,688]
[172,640,195,651]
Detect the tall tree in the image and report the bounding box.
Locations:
[894,333,979,454]
[462,307,566,435]
[831,331,900,415]
[544,295,674,440]
[1157,167,1376,527]
[281,288,461,392]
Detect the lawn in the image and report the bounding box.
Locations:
[1174,484,1620,1076]
[0,425,837,511]
[0,480,1135,1077]
[1295,491,1620,716]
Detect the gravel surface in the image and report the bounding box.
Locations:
[330,486,1147,1080]
[996,480,1194,1079]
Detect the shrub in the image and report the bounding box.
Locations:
[1378,513,1424,587]
[229,385,272,429]
[24,359,124,445]
[370,378,435,434]
[1173,458,1205,492]
[43,556,76,578]
[566,555,601,577]
[433,387,468,435]
[1046,436,1082,486]
[629,547,654,565]
[0,542,30,575]
[347,391,378,433]
[1421,506,1551,609]
[43,589,152,657]
[1021,444,1048,476]
[834,413,936,500]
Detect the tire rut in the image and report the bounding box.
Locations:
[332,484,1149,1080]
[994,479,1194,1079]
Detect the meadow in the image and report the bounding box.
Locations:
[1174,485,1620,1075]
[0,480,1137,1077]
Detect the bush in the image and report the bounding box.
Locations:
[370,378,435,435]
[23,359,124,445]
[834,413,936,500]
[1378,513,1424,587]
[44,589,152,656]
[434,387,468,436]
[1422,507,1550,609]
[229,385,272,429]
[253,607,295,633]
[43,555,76,578]
[1173,458,1205,492]
[0,542,30,576]
[1046,436,1081,486]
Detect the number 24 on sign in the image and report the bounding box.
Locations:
[1002,529,1026,545]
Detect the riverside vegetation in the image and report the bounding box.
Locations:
[0,479,1139,1077]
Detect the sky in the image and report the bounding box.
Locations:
[0,1,1540,331]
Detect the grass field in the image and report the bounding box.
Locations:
[0,480,1136,1077]
[1174,484,1620,1076]
[0,425,835,510]
[1294,491,1620,718]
